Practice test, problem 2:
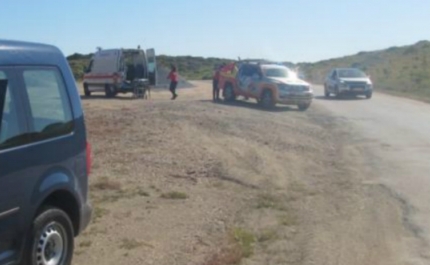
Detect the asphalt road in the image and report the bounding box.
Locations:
[313,85,430,263]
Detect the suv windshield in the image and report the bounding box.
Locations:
[338,69,367,78]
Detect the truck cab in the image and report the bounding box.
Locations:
[83,47,157,98]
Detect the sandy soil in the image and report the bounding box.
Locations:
[72,81,409,265]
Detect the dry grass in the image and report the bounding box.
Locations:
[160,191,188,200]
[92,177,122,191]
[119,238,154,250]
[79,240,92,248]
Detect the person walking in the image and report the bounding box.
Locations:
[212,65,221,101]
[167,65,178,100]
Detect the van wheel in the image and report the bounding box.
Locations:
[83,83,91,97]
[261,90,275,109]
[105,84,116,98]
[223,84,236,102]
[298,103,311,111]
[24,207,74,265]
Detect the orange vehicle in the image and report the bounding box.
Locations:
[219,60,314,110]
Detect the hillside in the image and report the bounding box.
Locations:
[67,53,233,81]
[299,40,430,101]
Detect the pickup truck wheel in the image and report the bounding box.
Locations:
[298,103,311,111]
[223,84,236,102]
[83,83,91,97]
[261,90,275,109]
[105,84,116,98]
[24,207,74,265]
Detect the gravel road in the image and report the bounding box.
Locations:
[313,85,430,264]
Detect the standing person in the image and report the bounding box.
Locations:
[212,65,221,101]
[167,65,178,100]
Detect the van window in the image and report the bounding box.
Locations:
[23,69,73,141]
[0,70,27,150]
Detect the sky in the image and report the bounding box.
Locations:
[1,0,429,62]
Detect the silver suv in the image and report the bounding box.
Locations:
[324,68,373,99]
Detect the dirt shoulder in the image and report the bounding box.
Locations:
[73,81,408,265]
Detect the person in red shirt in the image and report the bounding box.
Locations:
[212,63,225,101]
[167,65,178,100]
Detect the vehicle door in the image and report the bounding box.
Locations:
[146,48,157,86]
[328,70,338,90]
[247,65,262,96]
[237,65,252,93]
[134,50,147,79]
[0,68,30,264]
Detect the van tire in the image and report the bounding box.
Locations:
[24,207,74,265]
[261,90,275,109]
[105,84,116,98]
[83,83,91,97]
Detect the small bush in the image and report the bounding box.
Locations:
[161,191,188,200]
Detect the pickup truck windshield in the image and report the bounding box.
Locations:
[338,69,367,78]
[264,67,290,78]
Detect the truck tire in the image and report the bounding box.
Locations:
[223,83,236,102]
[105,84,116,98]
[261,90,275,109]
[298,103,311,111]
[83,83,91,97]
[24,207,74,265]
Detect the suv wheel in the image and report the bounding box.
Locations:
[105,84,116,98]
[298,103,311,111]
[366,91,373,99]
[223,84,236,102]
[25,207,74,265]
[83,83,91,97]
[324,85,330,98]
[261,90,275,109]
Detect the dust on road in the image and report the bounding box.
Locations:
[73,81,409,265]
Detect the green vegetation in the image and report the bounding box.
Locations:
[233,228,256,258]
[299,40,430,101]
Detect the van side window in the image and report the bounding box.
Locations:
[23,69,73,141]
[0,71,27,150]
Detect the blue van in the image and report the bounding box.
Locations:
[0,40,92,265]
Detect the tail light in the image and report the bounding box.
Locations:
[86,141,92,176]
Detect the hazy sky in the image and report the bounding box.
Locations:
[1,0,429,62]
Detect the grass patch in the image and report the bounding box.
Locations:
[255,193,287,210]
[257,229,278,243]
[161,191,188,200]
[120,238,143,250]
[137,189,150,197]
[79,240,92,248]
[233,228,256,258]
[92,177,122,191]
[278,213,298,226]
[93,206,110,222]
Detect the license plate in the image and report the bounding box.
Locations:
[352,87,363,91]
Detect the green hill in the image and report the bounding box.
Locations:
[299,40,430,101]
[67,53,233,81]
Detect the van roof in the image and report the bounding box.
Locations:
[0,39,64,66]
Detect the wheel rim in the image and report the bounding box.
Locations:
[36,222,67,265]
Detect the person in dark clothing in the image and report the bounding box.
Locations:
[212,66,220,101]
[167,65,178,100]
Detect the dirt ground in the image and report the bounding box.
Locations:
[73,81,409,265]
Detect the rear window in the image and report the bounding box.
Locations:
[23,69,73,141]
